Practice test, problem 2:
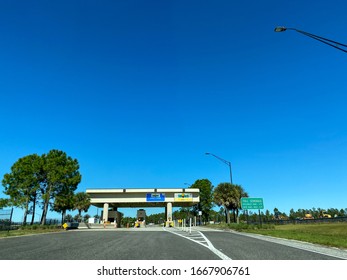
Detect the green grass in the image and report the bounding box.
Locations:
[0,225,64,238]
[208,222,347,249]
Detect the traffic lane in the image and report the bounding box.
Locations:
[203,231,340,260]
[0,231,220,260]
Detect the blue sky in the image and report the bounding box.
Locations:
[1,1,347,222]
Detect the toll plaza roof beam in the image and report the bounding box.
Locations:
[86,188,200,208]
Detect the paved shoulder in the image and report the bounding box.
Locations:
[202,230,346,260]
[229,230,347,260]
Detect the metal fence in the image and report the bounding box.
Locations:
[0,208,13,231]
[44,219,61,225]
[265,216,347,225]
[0,209,62,231]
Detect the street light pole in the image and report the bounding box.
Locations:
[274,26,347,53]
[205,152,233,185]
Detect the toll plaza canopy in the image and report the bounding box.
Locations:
[86,188,200,208]
[86,188,200,224]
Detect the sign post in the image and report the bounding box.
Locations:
[198,211,202,226]
[241,198,264,225]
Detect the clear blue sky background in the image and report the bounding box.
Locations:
[1,0,347,222]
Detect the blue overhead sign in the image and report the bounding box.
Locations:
[146,193,165,202]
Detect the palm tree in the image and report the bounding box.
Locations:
[213,183,248,224]
[65,214,73,222]
[213,183,234,224]
[230,184,248,223]
[74,192,91,221]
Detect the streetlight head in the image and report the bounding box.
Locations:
[274,26,287,32]
[205,152,210,155]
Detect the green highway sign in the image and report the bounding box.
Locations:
[241,197,264,210]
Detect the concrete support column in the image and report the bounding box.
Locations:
[166,202,172,222]
[116,212,122,227]
[103,203,109,223]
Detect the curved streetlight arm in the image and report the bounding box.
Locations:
[205,153,231,166]
[274,26,347,53]
[205,152,233,184]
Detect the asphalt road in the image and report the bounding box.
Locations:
[0,227,345,260]
[0,230,219,260]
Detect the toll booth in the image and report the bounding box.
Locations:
[101,210,122,227]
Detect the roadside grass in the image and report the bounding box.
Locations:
[0,225,64,238]
[207,222,347,249]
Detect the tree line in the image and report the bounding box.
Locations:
[271,207,347,220]
[1,150,90,225]
[170,178,249,225]
[161,179,347,224]
[5,152,343,226]
[1,152,249,226]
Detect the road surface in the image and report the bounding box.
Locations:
[0,226,346,260]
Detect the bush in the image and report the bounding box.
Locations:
[19,224,62,231]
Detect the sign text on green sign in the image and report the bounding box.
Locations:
[241,197,264,210]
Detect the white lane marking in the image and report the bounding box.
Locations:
[163,228,209,247]
[163,228,232,260]
[199,231,232,260]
